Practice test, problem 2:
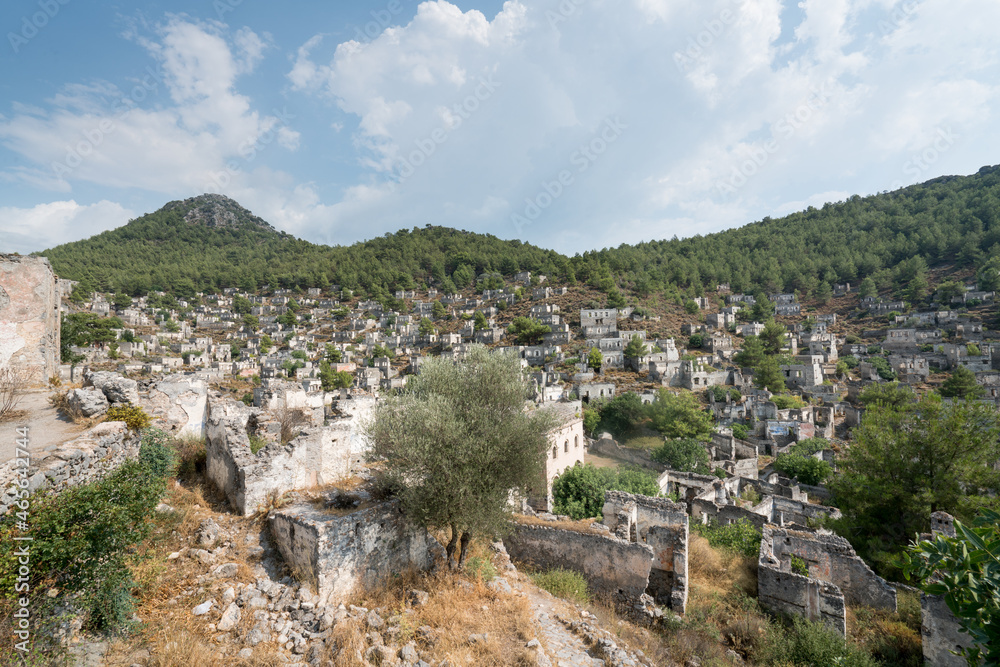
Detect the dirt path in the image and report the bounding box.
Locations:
[0,389,86,463]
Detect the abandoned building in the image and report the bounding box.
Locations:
[0,254,61,385]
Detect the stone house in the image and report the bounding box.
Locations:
[578,382,616,402]
[532,401,586,512]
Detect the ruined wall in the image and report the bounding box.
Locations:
[143,375,209,439]
[503,523,656,619]
[601,491,689,614]
[0,422,139,514]
[921,512,978,666]
[205,399,361,516]
[269,499,444,606]
[758,526,847,635]
[766,527,896,611]
[0,255,60,386]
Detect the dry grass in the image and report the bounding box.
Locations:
[513,514,600,534]
[318,551,539,666]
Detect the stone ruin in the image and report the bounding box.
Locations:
[602,490,689,614]
[757,525,896,635]
[920,512,978,666]
[503,490,689,624]
[204,393,374,516]
[268,492,444,607]
[0,254,61,386]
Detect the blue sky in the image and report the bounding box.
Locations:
[1,0,998,255]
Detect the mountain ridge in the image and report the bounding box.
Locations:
[38,164,1000,303]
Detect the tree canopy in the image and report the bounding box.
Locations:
[830,394,1000,578]
[364,344,554,569]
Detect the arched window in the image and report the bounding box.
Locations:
[552,446,558,459]
[574,435,579,448]
[564,440,569,453]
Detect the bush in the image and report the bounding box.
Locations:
[651,438,710,474]
[105,403,152,432]
[731,423,750,440]
[692,518,762,559]
[753,617,881,667]
[772,394,806,410]
[464,556,496,582]
[0,427,176,633]
[773,454,831,486]
[552,464,659,520]
[531,568,589,604]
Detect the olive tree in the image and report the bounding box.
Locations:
[365,344,555,569]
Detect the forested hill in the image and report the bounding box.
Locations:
[40,164,1000,301]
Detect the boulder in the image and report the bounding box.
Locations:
[86,371,140,405]
[66,387,109,418]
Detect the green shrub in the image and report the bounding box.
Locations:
[249,434,268,454]
[790,554,809,576]
[773,454,831,486]
[531,568,589,604]
[731,423,750,440]
[552,464,659,519]
[772,394,806,410]
[465,556,496,582]
[753,617,881,666]
[105,403,152,432]
[240,391,254,406]
[651,438,710,473]
[693,518,762,559]
[0,428,175,633]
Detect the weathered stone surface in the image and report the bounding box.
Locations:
[757,526,848,635]
[217,603,241,632]
[205,398,362,515]
[0,421,138,515]
[503,523,654,618]
[0,254,60,386]
[67,387,109,417]
[602,490,689,614]
[921,512,979,666]
[268,499,444,607]
[144,375,209,438]
[85,371,140,405]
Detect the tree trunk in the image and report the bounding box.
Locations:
[457,531,472,570]
[446,524,459,570]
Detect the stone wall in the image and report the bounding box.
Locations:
[765,527,896,611]
[758,526,847,635]
[268,499,444,607]
[601,490,689,614]
[921,512,978,666]
[205,399,363,516]
[0,254,60,386]
[503,522,659,622]
[0,422,139,514]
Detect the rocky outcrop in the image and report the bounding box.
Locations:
[84,370,140,405]
[66,386,109,417]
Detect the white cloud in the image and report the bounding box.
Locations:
[0,200,135,254]
[0,18,295,196]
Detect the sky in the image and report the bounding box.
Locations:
[0,0,998,256]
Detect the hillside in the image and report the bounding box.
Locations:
[40,164,1000,302]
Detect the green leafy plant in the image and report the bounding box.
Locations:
[902,510,1000,665]
[692,518,762,559]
